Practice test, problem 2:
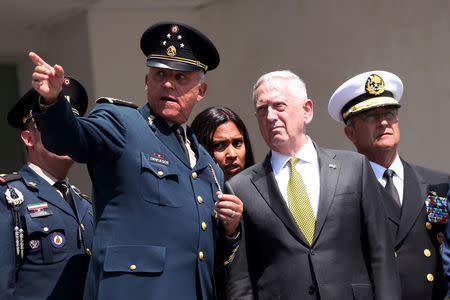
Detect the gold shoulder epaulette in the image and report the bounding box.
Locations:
[71,185,92,204]
[96,97,138,109]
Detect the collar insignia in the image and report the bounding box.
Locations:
[148,115,155,126]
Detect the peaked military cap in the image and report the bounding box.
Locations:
[140,21,219,72]
[7,76,88,130]
[328,70,403,124]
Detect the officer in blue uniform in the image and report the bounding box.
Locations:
[29,21,242,300]
[0,77,94,300]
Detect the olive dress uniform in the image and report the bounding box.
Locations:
[33,97,238,300]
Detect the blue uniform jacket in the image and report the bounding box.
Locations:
[33,95,236,300]
[0,165,94,300]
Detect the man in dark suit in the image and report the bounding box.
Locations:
[27,21,242,300]
[225,70,400,300]
[0,77,94,299]
[329,70,449,300]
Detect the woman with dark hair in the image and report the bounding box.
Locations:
[191,106,255,180]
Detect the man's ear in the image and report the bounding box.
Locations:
[344,125,356,143]
[303,99,314,125]
[197,83,208,102]
[144,74,149,94]
[20,130,34,148]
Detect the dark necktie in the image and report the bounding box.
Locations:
[383,169,401,207]
[172,125,189,160]
[54,181,76,213]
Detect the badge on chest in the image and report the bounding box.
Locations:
[27,202,53,218]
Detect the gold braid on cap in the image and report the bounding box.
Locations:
[148,54,208,71]
[342,97,398,120]
[22,110,37,129]
[22,110,33,125]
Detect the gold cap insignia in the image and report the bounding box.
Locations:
[167,45,177,57]
[365,74,385,95]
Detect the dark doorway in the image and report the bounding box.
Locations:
[0,64,25,174]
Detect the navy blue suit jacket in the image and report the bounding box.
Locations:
[0,165,94,300]
[379,160,449,300]
[34,95,235,300]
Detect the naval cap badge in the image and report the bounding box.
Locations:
[365,74,385,95]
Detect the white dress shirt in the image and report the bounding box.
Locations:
[369,154,404,205]
[271,137,321,217]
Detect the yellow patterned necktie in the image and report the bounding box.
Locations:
[287,157,315,244]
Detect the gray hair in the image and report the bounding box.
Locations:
[252,70,308,103]
[198,71,206,85]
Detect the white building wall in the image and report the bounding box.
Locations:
[2,0,450,192]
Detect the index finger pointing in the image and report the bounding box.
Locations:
[29,52,50,68]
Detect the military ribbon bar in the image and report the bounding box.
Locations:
[425,195,448,224]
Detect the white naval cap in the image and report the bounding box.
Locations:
[328,70,403,124]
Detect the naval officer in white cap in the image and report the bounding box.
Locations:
[329,70,449,300]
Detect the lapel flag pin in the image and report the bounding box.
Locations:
[328,163,337,169]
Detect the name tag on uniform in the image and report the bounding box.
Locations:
[147,153,169,166]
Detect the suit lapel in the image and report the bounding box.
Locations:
[139,104,190,167]
[19,165,76,218]
[250,154,309,244]
[313,146,339,243]
[396,160,426,245]
[376,184,401,242]
[71,187,88,221]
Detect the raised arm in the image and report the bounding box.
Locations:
[29,51,64,104]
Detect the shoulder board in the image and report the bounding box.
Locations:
[0,173,22,186]
[96,97,138,109]
[80,193,92,204]
[71,185,92,204]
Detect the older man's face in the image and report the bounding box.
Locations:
[254,79,313,156]
[145,67,207,124]
[345,107,400,157]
